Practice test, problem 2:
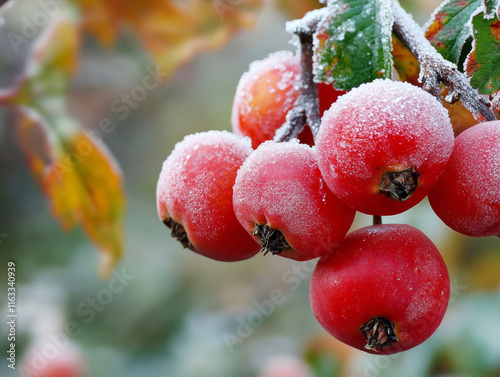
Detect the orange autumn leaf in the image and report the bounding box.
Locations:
[0,10,126,277]
[76,0,263,74]
[18,121,125,278]
[392,35,420,86]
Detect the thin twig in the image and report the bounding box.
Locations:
[391,0,495,121]
[274,9,325,142]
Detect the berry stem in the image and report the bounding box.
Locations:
[373,216,382,225]
[274,11,323,143]
[360,317,398,352]
[390,0,495,121]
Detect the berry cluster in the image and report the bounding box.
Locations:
[156,50,499,354]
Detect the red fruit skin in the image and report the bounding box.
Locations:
[156,131,260,261]
[310,224,450,355]
[429,121,500,236]
[316,79,454,216]
[231,52,344,148]
[318,82,347,115]
[233,141,355,261]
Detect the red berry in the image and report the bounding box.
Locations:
[21,343,84,377]
[156,131,260,261]
[316,79,455,216]
[429,121,500,237]
[233,140,355,261]
[231,51,344,148]
[317,81,346,115]
[231,51,313,147]
[310,224,450,354]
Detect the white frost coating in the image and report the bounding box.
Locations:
[422,0,451,34]
[231,51,301,146]
[157,130,252,241]
[234,141,320,236]
[318,79,454,173]
[286,8,328,35]
[430,122,500,236]
[393,0,455,70]
[312,0,394,85]
[233,140,353,256]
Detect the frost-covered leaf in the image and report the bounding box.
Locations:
[0,12,125,277]
[483,0,499,17]
[424,0,482,66]
[313,0,393,90]
[77,0,262,77]
[466,11,500,95]
[392,35,420,86]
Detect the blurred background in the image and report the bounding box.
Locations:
[1,0,500,376]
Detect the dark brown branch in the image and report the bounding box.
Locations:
[274,9,326,142]
[391,0,496,121]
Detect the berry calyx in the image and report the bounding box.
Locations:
[163,218,193,251]
[360,317,398,352]
[252,224,291,255]
[379,166,419,202]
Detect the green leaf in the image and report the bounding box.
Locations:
[424,0,482,67]
[313,0,393,90]
[483,0,499,16]
[466,11,500,95]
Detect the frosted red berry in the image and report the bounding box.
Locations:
[233,140,355,261]
[231,51,344,148]
[429,121,500,237]
[316,79,455,216]
[156,131,260,261]
[310,224,450,354]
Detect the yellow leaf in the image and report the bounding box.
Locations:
[18,119,125,278]
[0,9,127,277]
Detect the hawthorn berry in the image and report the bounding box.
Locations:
[232,140,355,261]
[231,51,344,148]
[316,79,455,216]
[428,121,500,237]
[156,131,260,261]
[310,224,450,354]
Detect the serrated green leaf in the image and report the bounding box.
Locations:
[467,12,500,95]
[313,0,393,90]
[425,0,482,67]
